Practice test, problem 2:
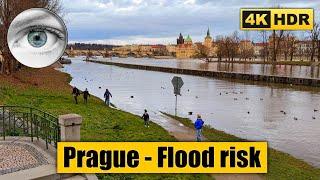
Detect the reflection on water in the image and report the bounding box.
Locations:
[60,57,320,167]
[96,57,320,79]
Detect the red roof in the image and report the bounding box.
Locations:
[151,45,165,48]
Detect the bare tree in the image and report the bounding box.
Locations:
[215,36,224,61]
[0,0,62,74]
[271,30,284,62]
[309,23,320,62]
[259,31,269,62]
[230,31,240,61]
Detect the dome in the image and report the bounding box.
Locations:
[185,35,192,42]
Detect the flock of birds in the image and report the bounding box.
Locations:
[223,90,319,121]
[186,89,319,122]
[80,74,318,122]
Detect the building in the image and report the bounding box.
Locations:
[253,42,267,57]
[166,45,176,56]
[203,28,213,48]
[176,34,197,59]
[202,28,217,57]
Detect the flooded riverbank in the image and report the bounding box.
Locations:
[60,57,320,167]
[95,57,320,79]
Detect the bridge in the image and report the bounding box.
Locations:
[65,49,111,58]
[64,45,159,58]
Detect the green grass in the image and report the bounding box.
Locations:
[0,69,212,180]
[163,113,320,180]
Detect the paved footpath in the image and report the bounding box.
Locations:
[161,114,264,180]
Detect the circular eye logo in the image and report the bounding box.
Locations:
[7,8,67,68]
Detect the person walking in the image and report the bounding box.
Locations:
[104,89,112,106]
[141,109,150,127]
[72,87,80,104]
[194,114,204,142]
[82,88,90,104]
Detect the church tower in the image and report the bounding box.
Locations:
[204,28,212,48]
[185,35,193,45]
[177,33,184,45]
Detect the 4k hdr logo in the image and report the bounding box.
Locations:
[240,8,314,30]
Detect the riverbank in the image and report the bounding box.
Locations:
[163,113,320,179]
[88,60,320,87]
[1,67,320,179]
[0,67,210,179]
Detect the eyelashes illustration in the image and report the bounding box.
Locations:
[7,8,67,68]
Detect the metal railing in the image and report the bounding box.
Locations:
[0,105,60,149]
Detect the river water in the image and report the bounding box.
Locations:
[95,57,320,79]
[60,57,320,167]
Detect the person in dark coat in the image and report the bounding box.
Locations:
[104,89,112,106]
[141,109,150,127]
[72,87,80,104]
[82,88,90,104]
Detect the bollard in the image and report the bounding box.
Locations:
[59,114,82,142]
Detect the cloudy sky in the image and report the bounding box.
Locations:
[62,0,320,45]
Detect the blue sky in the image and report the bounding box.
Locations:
[62,0,320,45]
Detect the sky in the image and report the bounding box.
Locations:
[62,0,320,45]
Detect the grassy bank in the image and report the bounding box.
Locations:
[0,67,211,180]
[163,113,320,179]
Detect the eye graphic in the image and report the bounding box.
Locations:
[7,8,67,68]
[28,30,47,48]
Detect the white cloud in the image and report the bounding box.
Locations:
[62,0,320,44]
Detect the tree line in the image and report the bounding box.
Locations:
[211,25,320,63]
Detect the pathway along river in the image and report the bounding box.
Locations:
[60,57,320,167]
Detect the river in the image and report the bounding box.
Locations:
[60,57,320,167]
[94,57,320,79]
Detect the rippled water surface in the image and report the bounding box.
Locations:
[96,57,320,79]
[60,57,320,167]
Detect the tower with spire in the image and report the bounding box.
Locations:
[177,33,184,45]
[204,27,213,48]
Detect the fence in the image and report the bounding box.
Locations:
[0,105,60,149]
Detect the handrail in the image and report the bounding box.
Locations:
[2,105,57,119]
[0,105,60,149]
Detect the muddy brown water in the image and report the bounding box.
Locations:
[60,57,320,167]
[97,57,320,79]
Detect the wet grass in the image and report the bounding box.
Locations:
[0,68,212,180]
[163,113,320,180]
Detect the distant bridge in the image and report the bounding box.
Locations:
[64,49,154,58]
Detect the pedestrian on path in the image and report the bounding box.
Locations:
[141,109,150,127]
[82,88,90,104]
[72,86,80,104]
[194,114,204,142]
[104,89,112,106]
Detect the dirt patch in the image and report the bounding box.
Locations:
[0,67,70,92]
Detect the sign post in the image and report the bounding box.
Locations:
[171,76,184,116]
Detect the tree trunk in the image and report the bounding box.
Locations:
[272,30,276,62]
[317,39,320,62]
[311,41,315,62]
